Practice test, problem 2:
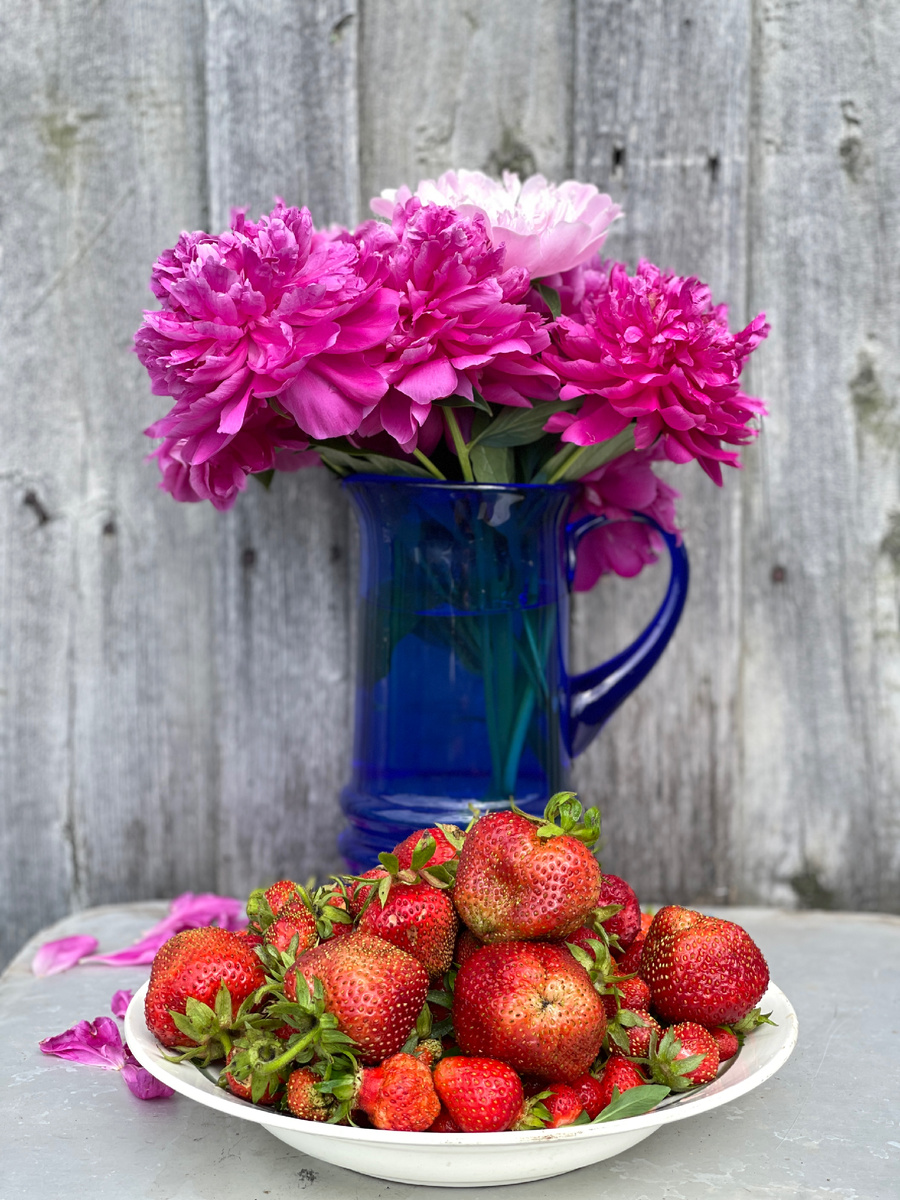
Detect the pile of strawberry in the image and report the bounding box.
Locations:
[144,793,773,1133]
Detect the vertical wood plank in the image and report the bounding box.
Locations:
[740,0,900,910]
[0,1,216,966]
[204,0,361,894]
[571,0,753,904]
[358,0,575,202]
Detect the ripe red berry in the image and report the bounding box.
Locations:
[433,1056,525,1133]
[541,1082,585,1127]
[452,941,606,1082]
[356,1053,441,1132]
[641,906,769,1026]
[596,873,642,949]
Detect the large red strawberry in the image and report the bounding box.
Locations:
[452,940,607,1082]
[453,793,602,942]
[354,871,458,978]
[641,906,769,1026]
[288,931,429,1064]
[356,1052,441,1131]
[433,1056,525,1132]
[145,927,266,1055]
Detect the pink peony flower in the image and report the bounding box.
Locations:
[151,405,314,511]
[136,203,400,469]
[355,200,557,451]
[571,446,681,589]
[544,260,769,485]
[371,170,621,280]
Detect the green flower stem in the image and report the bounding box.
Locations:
[412,448,446,480]
[502,681,537,797]
[443,409,475,482]
[547,443,590,484]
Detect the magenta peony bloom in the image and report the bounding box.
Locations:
[571,446,681,589]
[356,200,557,451]
[544,260,769,485]
[136,203,400,469]
[371,170,621,280]
[151,405,314,511]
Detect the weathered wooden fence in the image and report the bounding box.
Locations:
[2,0,898,968]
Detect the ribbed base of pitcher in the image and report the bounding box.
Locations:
[338,786,549,872]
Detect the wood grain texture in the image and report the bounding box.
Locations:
[358,0,575,202]
[570,0,753,905]
[2,0,900,970]
[0,0,217,969]
[204,0,361,896]
[739,0,900,911]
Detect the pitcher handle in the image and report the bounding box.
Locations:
[563,513,690,757]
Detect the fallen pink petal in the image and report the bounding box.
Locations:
[122,1052,175,1100]
[39,1017,127,1069]
[86,892,247,966]
[110,989,134,1019]
[32,935,99,977]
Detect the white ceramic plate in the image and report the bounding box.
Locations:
[125,981,798,1188]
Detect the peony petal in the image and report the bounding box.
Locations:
[87,892,246,966]
[32,935,99,977]
[121,1053,175,1100]
[39,1017,127,1069]
[110,989,134,1019]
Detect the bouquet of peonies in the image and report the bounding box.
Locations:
[135,170,768,586]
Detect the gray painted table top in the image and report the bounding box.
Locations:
[1,904,897,1199]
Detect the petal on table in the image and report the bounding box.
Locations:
[32,935,99,976]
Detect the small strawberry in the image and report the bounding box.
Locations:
[285,1066,335,1122]
[356,1052,441,1131]
[454,927,483,967]
[288,932,429,1064]
[708,1025,739,1062]
[263,900,318,957]
[614,915,652,975]
[427,1104,461,1132]
[595,873,642,949]
[650,1022,720,1090]
[601,966,650,1020]
[393,824,464,872]
[453,793,602,943]
[452,940,606,1082]
[641,906,769,1026]
[433,1056,525,1133]
[571,1072,606,1120]
[539,1082,585,1128]
[222,1041,283,1106]
[593,1056,649,1112]
[607,1009,662,1058]
[145,927,266,1060]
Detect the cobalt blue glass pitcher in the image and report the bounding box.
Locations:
[338,476,689,870]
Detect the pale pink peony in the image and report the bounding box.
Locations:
[544,260,769,485]
[371,170,621,281]
[572,446,681,588]
[356,200,557,451]
[136,203,400,468]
